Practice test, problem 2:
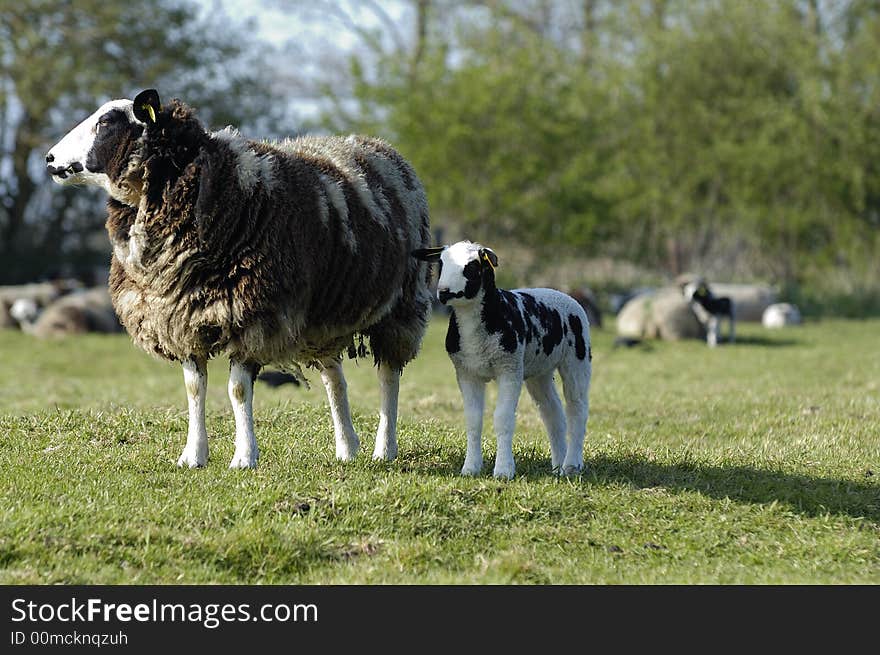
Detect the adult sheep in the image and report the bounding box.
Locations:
[46,89,432,469]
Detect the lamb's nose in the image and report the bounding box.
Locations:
[46,153,54,163]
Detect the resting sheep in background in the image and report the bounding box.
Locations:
[414,241,592,479]
[11,287,122,337]
[684,279,735,347]
[46,89,432,469]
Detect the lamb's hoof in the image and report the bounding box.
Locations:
[177,446,207,468]
[461,460,483,476]
[336,436,360,462]
[493,461,515,480]
[372,443,398,462]
[562,463,585,477]
[229,451,258,469]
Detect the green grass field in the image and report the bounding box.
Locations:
[0,317,878,584]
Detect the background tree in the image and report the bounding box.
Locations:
[0,0,290,283]
[288,0,879,311]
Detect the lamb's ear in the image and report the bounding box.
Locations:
[480,248,499,269]
[411,247,444,262]
[133,89,161,125]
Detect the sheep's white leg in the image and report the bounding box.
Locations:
[492,371,522,480]
[456,372,486,476]
[525,373,567,472]
[228,360,259,469]
[177,356,208,468]
[373,362,399,461]
[559,360,591,476]
[320,361,360,461]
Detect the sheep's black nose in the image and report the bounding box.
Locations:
[46,153,54,163]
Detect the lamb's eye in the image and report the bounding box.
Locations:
[463,261,480,280]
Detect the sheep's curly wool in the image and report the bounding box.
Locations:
[104,100,431,370]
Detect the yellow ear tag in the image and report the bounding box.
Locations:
[142,104,156,123]
[482,253,495,270]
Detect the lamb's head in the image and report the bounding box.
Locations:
[46,90,162,204]
[683,279,712,303]
[412,240,499,307]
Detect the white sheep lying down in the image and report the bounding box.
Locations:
[46,89,432,469]
[414,241,592,478]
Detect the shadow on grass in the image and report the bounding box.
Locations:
[576,452,876,522]
[408,447,879,523]
[728,334,802,348]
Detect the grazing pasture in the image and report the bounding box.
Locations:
[0,318,877,583]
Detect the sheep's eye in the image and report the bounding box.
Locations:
[96,112,117,129]
[462,261,480,280]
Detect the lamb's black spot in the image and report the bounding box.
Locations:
[538,306,564,355]
[481,289,522,353]
[446,310,461,354]
[462,260,481,299]
[569,314,587,360]
[519,293,541,344]
[691,286,733,317]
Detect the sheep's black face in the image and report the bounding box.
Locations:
[85,108,143,178]
[46,98,146,200]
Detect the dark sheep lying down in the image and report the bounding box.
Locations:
[47,89,432,469]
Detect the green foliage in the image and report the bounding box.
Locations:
[324,0,880,298]
[0,318,878,583]
[0,0,286,283]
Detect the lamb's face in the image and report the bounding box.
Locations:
[46,99,145,199]
[683,280,709,302]
[437,241,491,306]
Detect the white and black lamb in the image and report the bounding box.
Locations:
[46,89,432,469]
[413,241,592,478]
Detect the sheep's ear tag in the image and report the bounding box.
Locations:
[482,252,495,270]
[132,89,161,125]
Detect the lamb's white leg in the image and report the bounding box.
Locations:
[456,371,486,476]
[177,356,208,468]
[228,360,259,469]
[320,360,360,461]
[559,360,591,476]
[373,362,399,461]
[707,316,719,347]
[525,373,567,471]
[493,371,522,480]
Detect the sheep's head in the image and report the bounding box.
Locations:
[412,240,499,306]
[46,89,161,205]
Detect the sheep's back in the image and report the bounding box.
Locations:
[108,131,431,366]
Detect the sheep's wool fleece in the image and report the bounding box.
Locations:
[105,100,431,368]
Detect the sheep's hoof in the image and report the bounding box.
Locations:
[335,436,360,462]
[493,461,516,480]
[372,443,398,462]
[177,446,207,468]
[229,451,258,469]
[461,460,483,476]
